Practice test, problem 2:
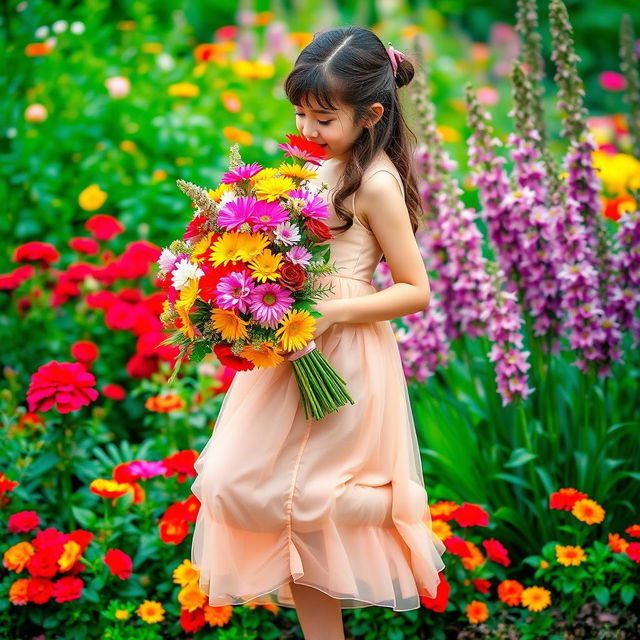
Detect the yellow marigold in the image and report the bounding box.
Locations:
[521,586,551,612]
[9,579,30,605]
[247,248,283,282]
[540,560,549,569]
[431,519,453,541]
[555,544,586,566]
[240,340,283,368]
[136,599,165,623]
[177,581,207,613]
[3,541,35,572]
[58,540,81,572]
[572,498,605,524]
[114,609,130,620]
[78,184,107,211]
[461,541,485,571]
[173,559,200,587]
[231,59,274,79]
[465,600,489,624]
[592,150,640,196]
[168,82,200,98]
[277,163,318,181]
[203,603,234,626]
[275,309,315,352]
[223,126,252,146]
[253,176,296,202]
[210,309,249,342]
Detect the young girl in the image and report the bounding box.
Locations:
[190,25,446,640]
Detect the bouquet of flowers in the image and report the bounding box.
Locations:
[157,134,355,420]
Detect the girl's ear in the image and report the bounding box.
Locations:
[364,103,384,128]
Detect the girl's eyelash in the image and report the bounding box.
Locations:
[295,113,332,125]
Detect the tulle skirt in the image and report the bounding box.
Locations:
[190,274,446,611]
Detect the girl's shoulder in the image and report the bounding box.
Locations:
[360,153,405,198]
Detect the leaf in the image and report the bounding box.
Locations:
[190,340,211,363]
[71,506,97,529]
[504,448,538,468]
[593,585,610,607]
[621,584,635,606]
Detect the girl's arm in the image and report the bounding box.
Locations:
[330,171,430,324]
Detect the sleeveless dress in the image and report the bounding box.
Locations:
[189,159,446,611]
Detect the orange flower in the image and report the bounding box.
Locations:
[497,579,523,606]
[608,532,629,553]
[177,580,207,612]
[555,544,586,566]
[25,42,53,56]
[625,524,640,538]
[3,541,35,572]
[461,541,485,571]
[145,393,185,413]
[549,487,588,511]
[430,500,460,520]
[8,579,30,605]
[572,498,605,524]
[465,599,489,624]
[521,586,551,612]
[89,478,131,499]
[431,519,453,541]
[203,604,234,626]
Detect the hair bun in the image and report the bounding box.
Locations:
[394,56,415,89]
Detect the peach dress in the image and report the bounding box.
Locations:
[190,160,446,611]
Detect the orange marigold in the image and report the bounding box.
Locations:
[555,544,586,566]
[497,579,523,606]
[145,393,185,413]
[572,498,605,524]
[466,599,489,624]
[521,586,551,612]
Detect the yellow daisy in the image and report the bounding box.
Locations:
[136,599,165,623]
[174,281,198,339]
[248,248,283,282]
[274,309,315,352]
[253,176,296,202]
[209,231,247,266]
[191,231,214,263]
[520,586,551,612]
[235,231,270,261]
[277,162,318,181]
[172,559,200,587]
[208,183,233,202]
[431,519,453,541]
[240,340,284,367]
[210,309,249,342]
[555,544,586,566]
[572,498,605,524]
[176,581,207,613]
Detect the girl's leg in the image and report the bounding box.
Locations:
[289,580,346,640]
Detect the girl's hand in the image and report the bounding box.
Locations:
[311,299,339,340]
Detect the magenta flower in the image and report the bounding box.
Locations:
[289,189,330,220]
[248,200,290,232]
[217,196,257,230]
[274,221,302,246]
[215,271,255,313]
[220,162,263,184]
[127,460,168,479]
[598,71,626,92]
[247,282,294,328]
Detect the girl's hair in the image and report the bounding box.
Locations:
[284,26,422,261]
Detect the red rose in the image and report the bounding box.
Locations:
[278,261,306,291]
[305,218,333,241]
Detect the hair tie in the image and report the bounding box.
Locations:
[386,42,408,76]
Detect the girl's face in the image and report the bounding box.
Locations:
[293,95,365,163]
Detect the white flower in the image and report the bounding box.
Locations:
[157,53,175,71]
[35,26,49,39]
[52,20,68,33]
[105,76,130,99]
[171,258,204,291]
[219,190,237,206]
[70,21,85,35]
[158,248,177,272]
[273,221,301,246]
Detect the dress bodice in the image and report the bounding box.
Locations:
[303,160,406,284]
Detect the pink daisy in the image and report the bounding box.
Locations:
[273,221,302,246]
[220,162,263,184]
[248,200,290,232]
[285,245,312,266]
[289,189,330,220]
[215,271,255,313]
[217,196,257,230]
[247,282,294,328]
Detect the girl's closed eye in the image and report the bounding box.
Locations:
[295,113,332,125]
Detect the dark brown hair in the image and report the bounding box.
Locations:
[284,26,422,262]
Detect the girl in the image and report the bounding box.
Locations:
[190,25,446,640]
